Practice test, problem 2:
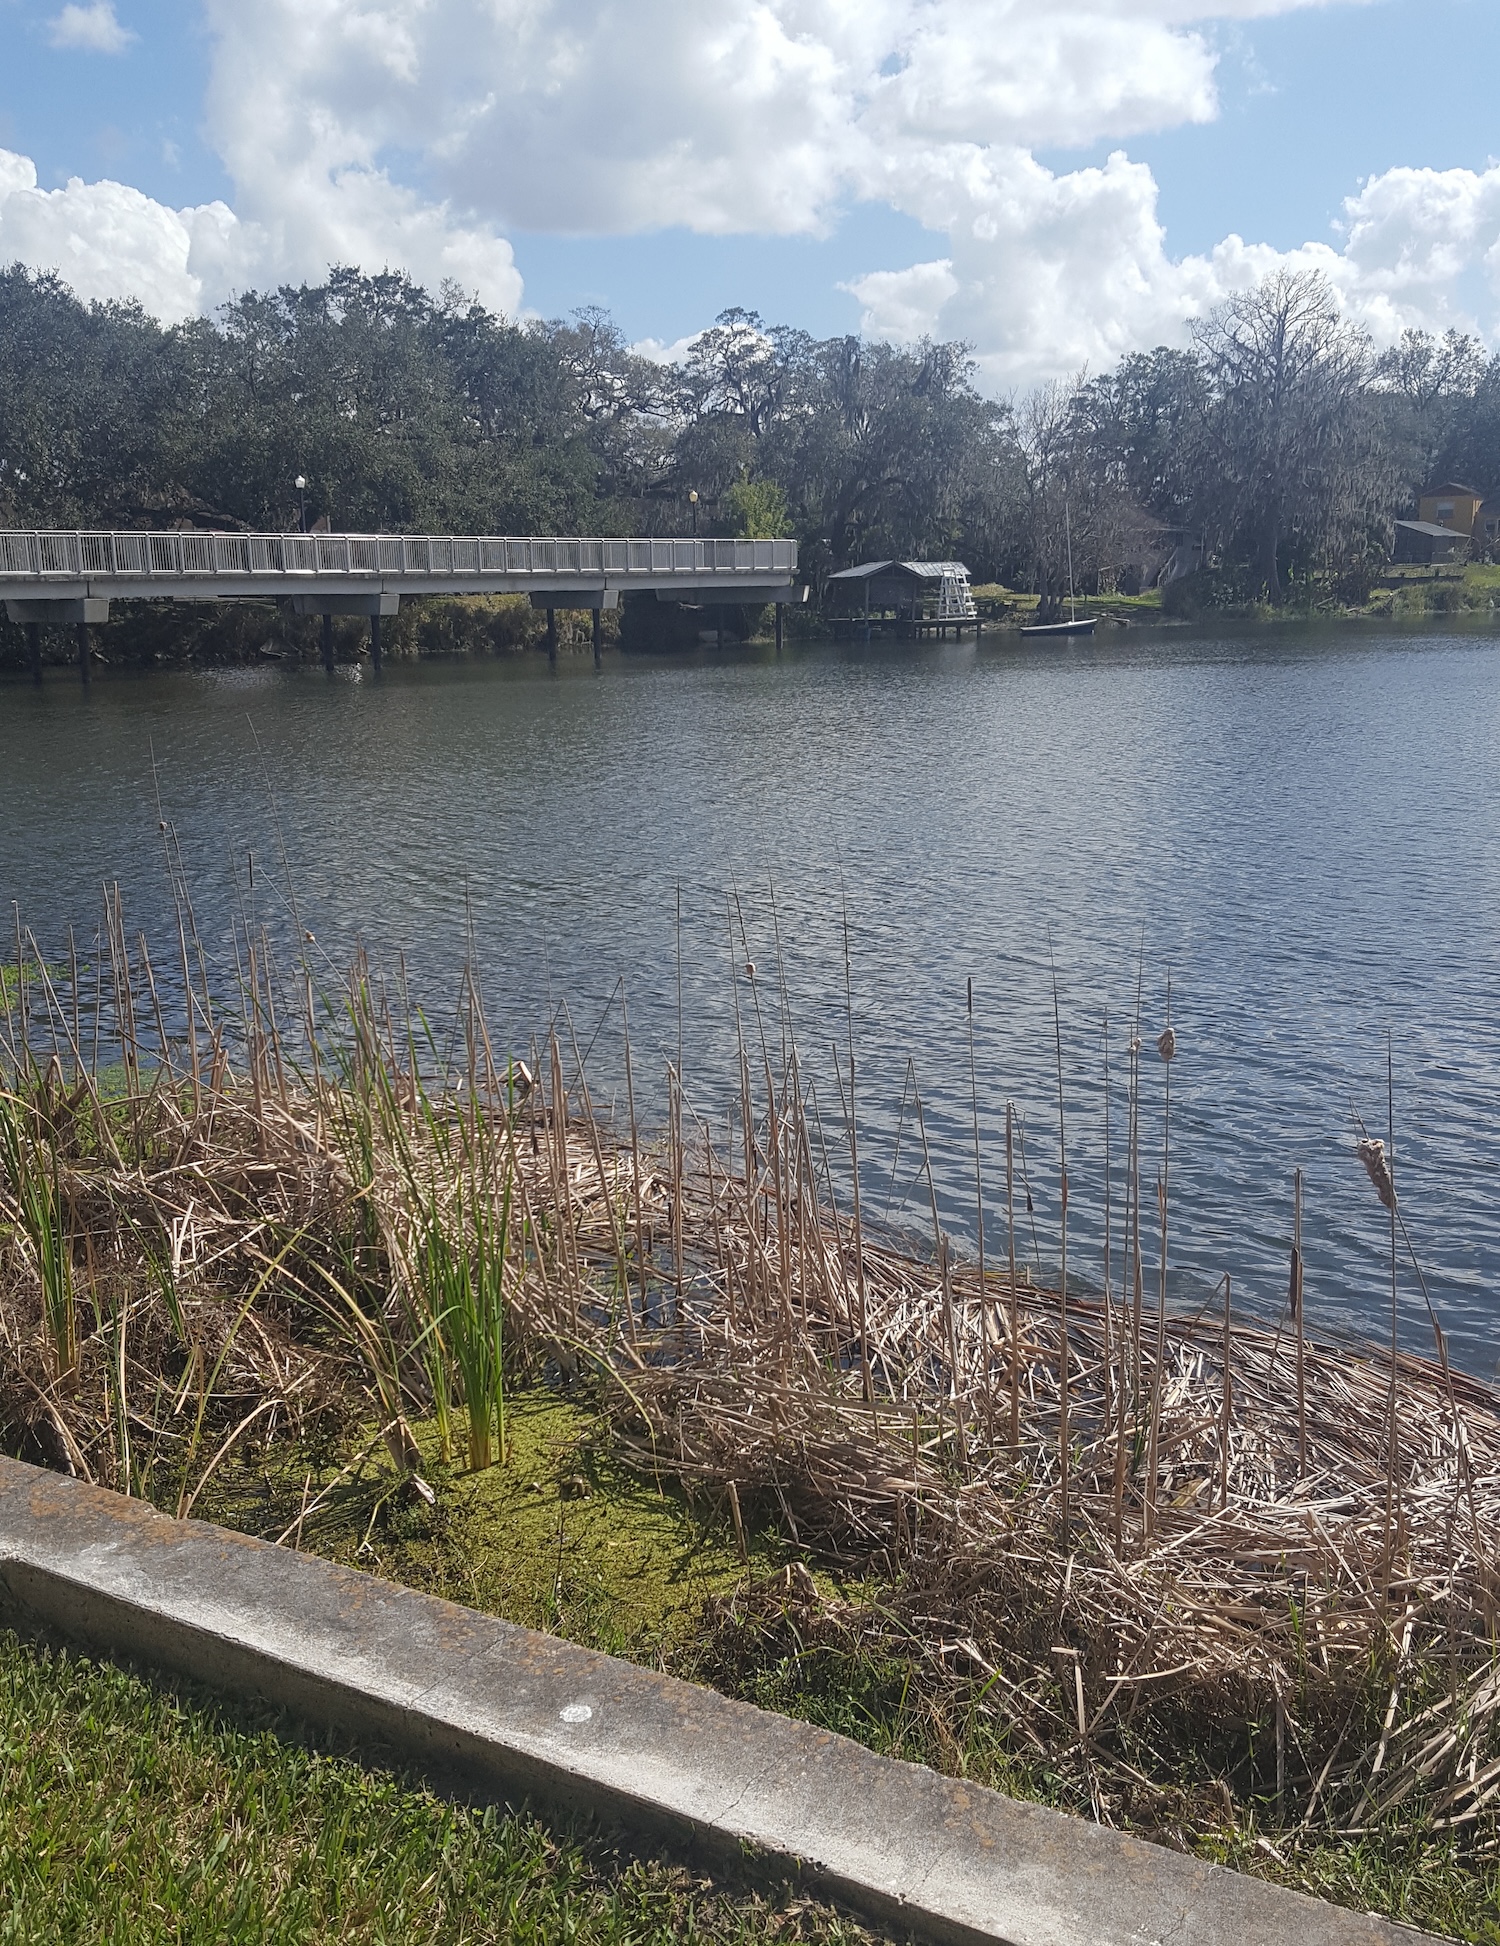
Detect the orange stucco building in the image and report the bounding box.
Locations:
[1417,482,1485,535]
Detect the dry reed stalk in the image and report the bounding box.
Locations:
[1100,1012,1113,1438]
[5,918,1500,1838]
[1006,1101,1019,1456]
[620,992,650,1324]
[1219,1274,1232,1509]
[1048,939,1070,1540]
[839,904,874,1410]
[1144,988,1175,1535]
[1293,1167,1307,1478]
[966,979,993,1444]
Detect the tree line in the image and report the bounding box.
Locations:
[3,259,1498,620]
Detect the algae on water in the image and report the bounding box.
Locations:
[204,1390,786,1665]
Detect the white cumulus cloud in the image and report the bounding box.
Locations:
[8,0,1500,388]
[0,150,231,320]
[48,2,134,54]
[852,152,1500,387]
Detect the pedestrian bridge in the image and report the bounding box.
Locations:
[0,529,797,611]
[1,529,801,673]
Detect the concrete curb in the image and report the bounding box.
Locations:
[0,1456,1440,1946]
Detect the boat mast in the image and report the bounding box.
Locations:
[1065,498,1076,623]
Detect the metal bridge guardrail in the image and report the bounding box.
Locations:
[0,532,797,582]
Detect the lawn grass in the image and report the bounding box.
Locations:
[0,1627,875,1946]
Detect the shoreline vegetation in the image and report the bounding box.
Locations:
[3,566,1498,675]
[3,912,1500,1939]
[9,261,1500,675]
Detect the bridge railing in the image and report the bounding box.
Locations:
[0,532,797,581]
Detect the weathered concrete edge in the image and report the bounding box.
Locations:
[0,1457,1443,1946]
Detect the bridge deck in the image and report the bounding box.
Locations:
[0,531,798,605]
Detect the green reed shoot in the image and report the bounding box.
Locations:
[342,976,519,1474]
[0,1088,77,1383]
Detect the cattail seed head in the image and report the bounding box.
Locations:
[1157,1027,1177,1062]
[1356,1136,1396,1210]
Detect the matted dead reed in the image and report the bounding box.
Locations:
[2,910,1498,1843]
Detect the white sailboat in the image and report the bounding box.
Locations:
[1021,499,1098,637]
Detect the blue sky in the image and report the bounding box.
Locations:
[1,1,1497,383]
[1082,1,1499,254]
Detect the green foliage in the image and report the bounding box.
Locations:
[10,261,1500,649]
[1161,567,1259,618]
[725,477,789,538]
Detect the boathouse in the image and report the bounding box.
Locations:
[1392,519,1471,566]
[824,559,978,636]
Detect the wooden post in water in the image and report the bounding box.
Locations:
[369,612,382,671]
[322,612,334,672]
[545,607,557,663]
[76,622,91,684]
[774,602,783,654]
[592,607,602,667]
[26,623,40,683]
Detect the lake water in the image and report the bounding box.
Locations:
[4,618,1500,1371]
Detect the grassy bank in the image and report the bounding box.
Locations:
[0,1629,872,1945]
[3,920,1500,1938]
[971,584,1164,627]
[974,563,1500,628]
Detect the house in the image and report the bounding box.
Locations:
[1417,482,1485,536]
[824,559,978,635]
[1392,520,1470,566]
[1102,507,1203,593]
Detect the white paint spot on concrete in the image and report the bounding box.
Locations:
[560,1702,593,1724]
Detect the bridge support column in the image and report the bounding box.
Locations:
[774,604,783,655]
[282,594,396,670]
[7,596,109,686]
[527,590,616,665]
[716,609,724,654]
[592,607,602,667]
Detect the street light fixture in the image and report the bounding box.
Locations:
[688,488,698,538]
[294,475,307,532]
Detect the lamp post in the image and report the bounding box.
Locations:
[294,475,307,533]
[688,489,698,538]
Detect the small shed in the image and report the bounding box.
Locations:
[1393,520,1471,566]
[824,559,978,636]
